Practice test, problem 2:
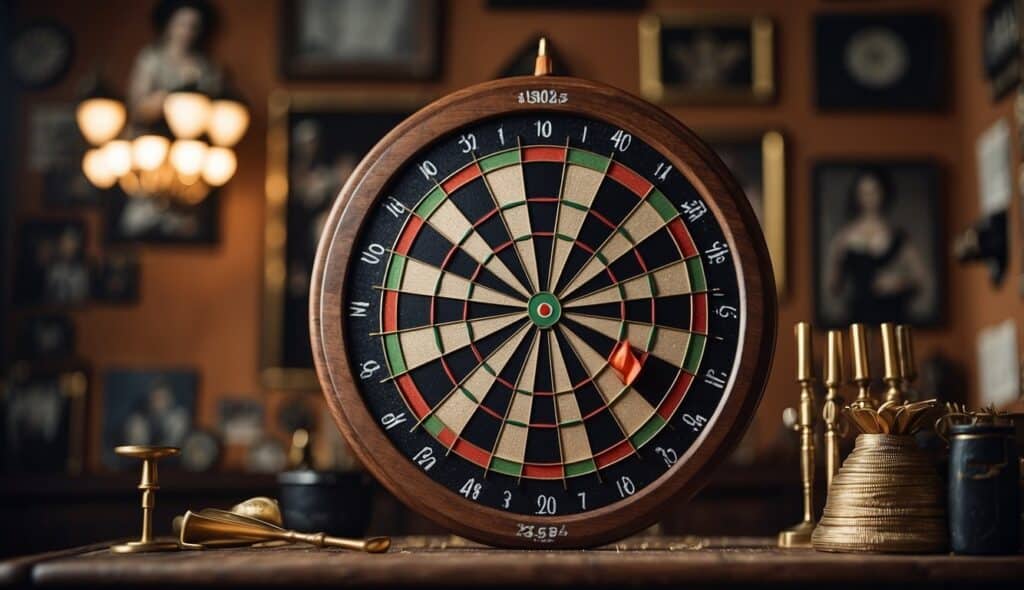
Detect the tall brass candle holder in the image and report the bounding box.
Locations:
[849,323,874,409]
[822,330,845,489]
[778,322,817,549]
[812,324,945,554]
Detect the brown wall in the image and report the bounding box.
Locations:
[10,0,1014,470]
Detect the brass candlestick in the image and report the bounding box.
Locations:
[778,322,817,549]
[111,445,181,554]
[823,330,845,489]
[849,323,875,409]
[880,323,903,405]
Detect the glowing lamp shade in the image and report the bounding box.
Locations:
[163,91,212,140]
[101,139,133,177]
[132,134,170,171]
[76,97,126,145]
[207,99,249,147]
[169,139,208,177]
[201,146,237,186]
[82,148,117,189]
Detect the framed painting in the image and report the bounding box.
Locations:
[639,14,774,104]
[280,0,442,80]
[263,91,424,389]
[705,131,786,295]
[813,161,943,328]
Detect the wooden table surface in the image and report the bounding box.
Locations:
[4,536,1023,589]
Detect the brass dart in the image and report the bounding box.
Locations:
[180,509,391,553]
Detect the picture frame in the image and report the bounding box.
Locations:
[1,367,88,474]
[639,14,774,104]
[982,0,1020,101]
[104,189,219,245]
[263,91,425,390]
[101,369,197,470]
[280,0,442,80]
[14,218,90,308]
[91,251,141,304]
[812,161,944,328]
[814,12,946,111]
[705,131,786,295]
[13,315,76,362]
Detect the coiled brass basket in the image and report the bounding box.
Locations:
[812,398,946,554]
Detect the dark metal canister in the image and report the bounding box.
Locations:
[948,423,1020,554]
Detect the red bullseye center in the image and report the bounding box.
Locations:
[537,303,552,317]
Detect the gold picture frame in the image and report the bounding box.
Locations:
[639,14,775,104]
[263,91,428,390]
[704,130,786,295]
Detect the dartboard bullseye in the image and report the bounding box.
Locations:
[311,75,776,548]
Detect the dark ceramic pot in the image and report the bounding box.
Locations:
[948,423,1020,555]
[277,470,373,537]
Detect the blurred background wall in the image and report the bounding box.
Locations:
[2,0,1022,554]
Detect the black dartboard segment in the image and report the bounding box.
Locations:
[342,112,743,517]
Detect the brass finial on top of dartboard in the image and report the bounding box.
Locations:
[534,37,553,76]
[848,323,876,409]
[822,330,845,490]
[110,445,181,554]
[778,322,817,549]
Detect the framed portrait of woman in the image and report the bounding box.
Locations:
[813,161,943,328]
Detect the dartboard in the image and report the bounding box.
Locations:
[311,76,775,548]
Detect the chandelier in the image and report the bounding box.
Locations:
[76,79,249,204]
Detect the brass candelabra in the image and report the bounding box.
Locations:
[777,322,817,549]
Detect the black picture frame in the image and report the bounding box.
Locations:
[262,92,421,389]
[814,12,947,111]
[983,0,1020,101]
[13,314,76,362]
[14,218,90,308]
[1,367,88,474]
[280,0,442,80]
[91,251,140,304]
[812,161,944,329]
[101,369,197,470]
[104,190,219,245]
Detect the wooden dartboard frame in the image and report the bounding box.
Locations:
[311,75,776,549]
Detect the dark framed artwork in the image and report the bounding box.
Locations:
[101,369,197,469]
[14,218,90,307]
[9,20,74,90]
[218,397,264,446]
[91,251,140,303]
[1,368,88,473]
[29,104,100,207]
[639,14,774,104]
[982,0,1020,101]
[104,190,219,244]
[263,91,423,389]
[705,131,786,295]
[281,0,442,80]
[814,13,946,111]
[488,0,644,9]
[13,315,76,362]
[813,161,943,328]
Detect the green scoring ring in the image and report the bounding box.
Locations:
[527,292,562,329]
